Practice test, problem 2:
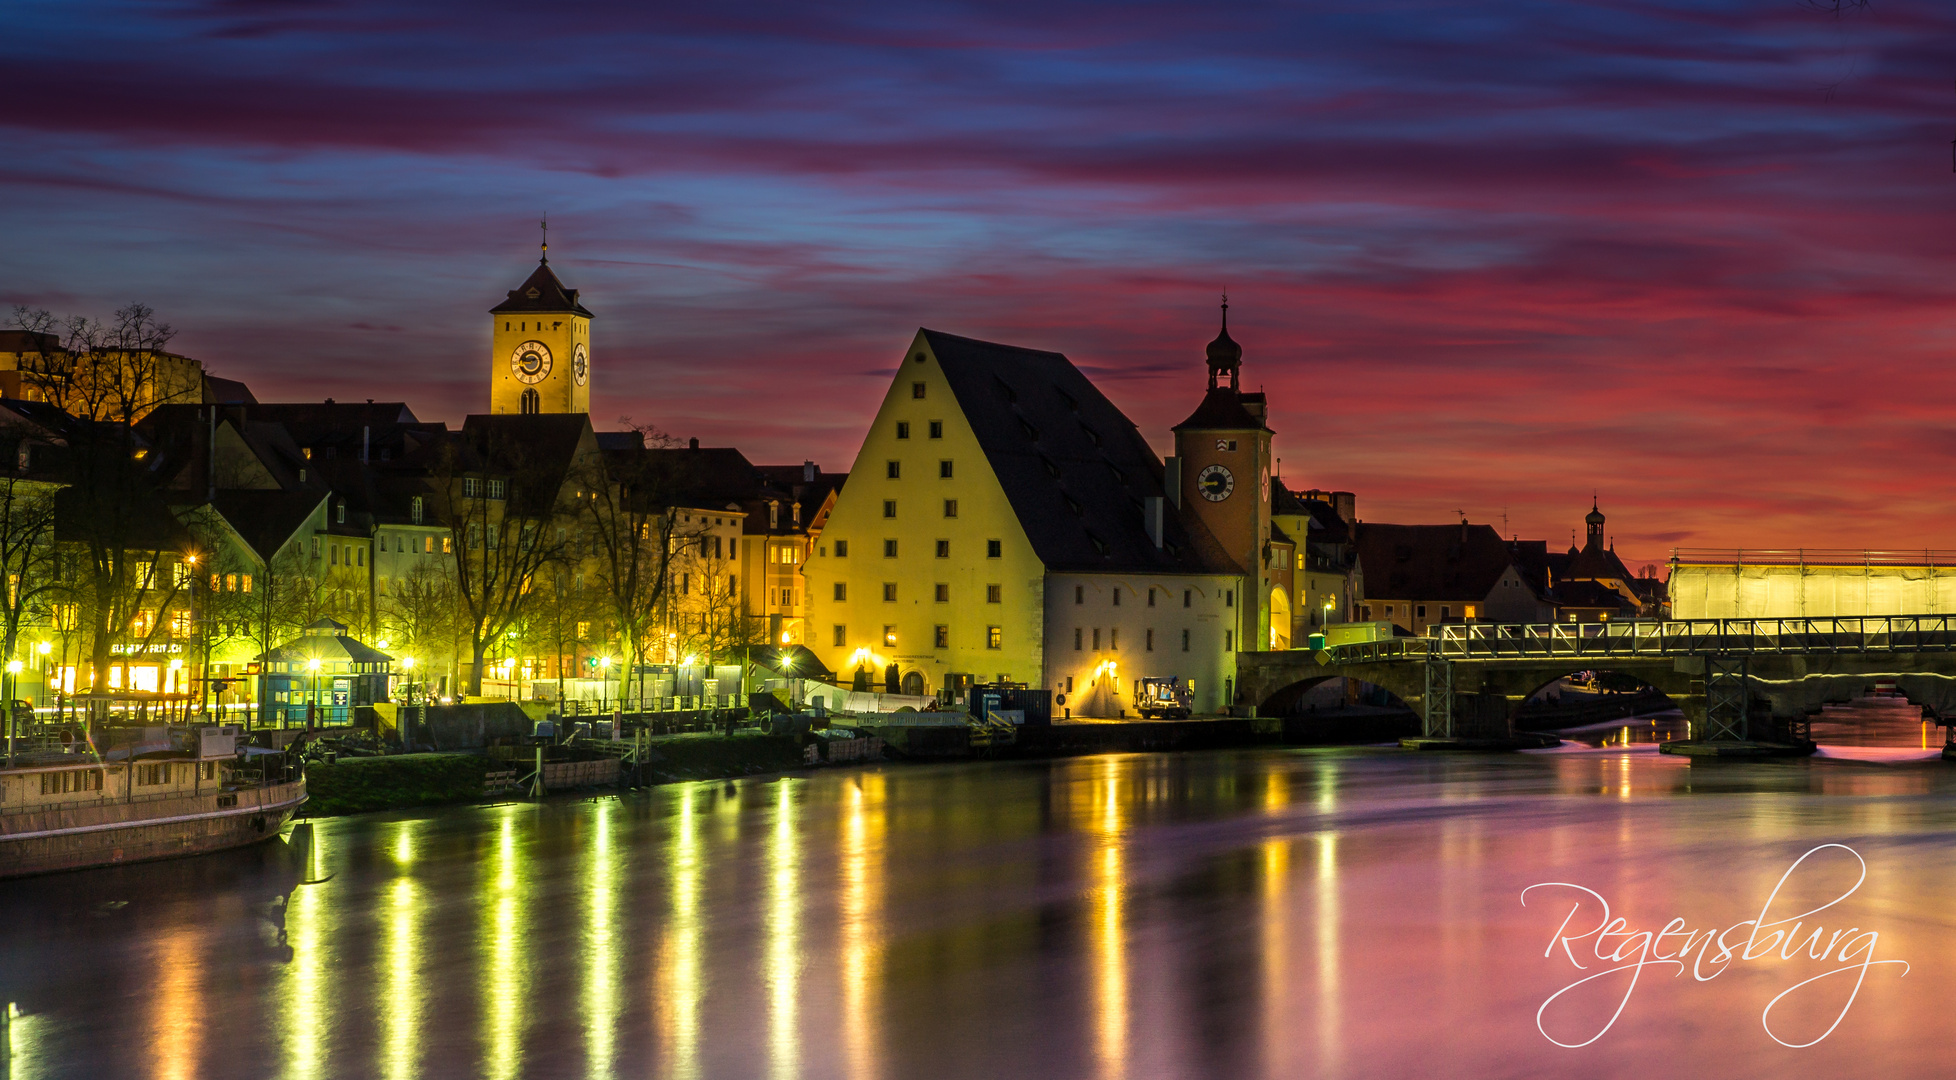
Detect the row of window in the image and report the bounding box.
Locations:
[833,624,1002,650]
[1361,603,1462,621]
[459,478,508,500]
[1071,585,1230,608]
[892,419,944,439]
[885,460,955,478]
[502,321,567,332]
[880,499,959,518]
[834,583,1005,603]
[1072,627,1215,651]
[825,538,1003,559]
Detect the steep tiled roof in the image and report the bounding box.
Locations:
[209,490,329,562]
[1565,541,1635,583]
[489,261,594,317]
[922,328,1230,574]
[1355,522,1519,602]
[1172,386,1268,432]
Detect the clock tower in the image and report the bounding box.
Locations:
[1171,300,1274,655]
[488,239,592,415]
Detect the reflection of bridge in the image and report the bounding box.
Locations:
[1239,616,1956,747]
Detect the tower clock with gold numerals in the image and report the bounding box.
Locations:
[487,245,593,415]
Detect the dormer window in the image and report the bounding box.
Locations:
[411,496,424,525]
[336,501,346,525]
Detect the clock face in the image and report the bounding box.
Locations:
[1198,463,1235,502]
[510,340,552,384]
[572,342,589,386]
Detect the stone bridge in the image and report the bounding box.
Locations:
[1238,616,1956,746]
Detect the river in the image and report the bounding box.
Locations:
[3,698,1953,1078]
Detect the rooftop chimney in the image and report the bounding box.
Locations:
[361,425,370,464]
[803,460,815,483]
[689,437,699,450]
[1145,496,1164,549]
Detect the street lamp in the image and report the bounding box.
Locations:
[307,657,322,728]
[402,656,417,706]
[4,658,20,767]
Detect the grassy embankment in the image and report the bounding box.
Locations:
[301,732,809,817]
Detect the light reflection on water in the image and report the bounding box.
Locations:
[8,721,1956,1078]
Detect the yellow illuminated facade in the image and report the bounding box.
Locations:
[804,329,1246,714]
[804,331,1046,692]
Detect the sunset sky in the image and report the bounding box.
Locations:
[6,0,1955,567]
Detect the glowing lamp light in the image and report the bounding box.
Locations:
[599,656,612,670]
[35,641,49,655]
[307,658,322,672]
[376,639,391,650]
[184,553,198,565]
[780,631,791,645]
[401,656,417,670]
[169,658,183,671]
[5,661,21,675]
[682,655,697,667]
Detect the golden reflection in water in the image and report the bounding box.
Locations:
[840,775,888,1080]
[1087,758,1127,1080]
[282,832,326,1080]
[482,809,528,1080]
[1260,835,1291,1077]
[657,788,704,1080]
[150,919,206,1080]
[767,781,802,1080]
[1315,831,1341,1077]
[585,801,619,1080]
[381,875,418,1080]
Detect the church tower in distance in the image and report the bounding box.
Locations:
[1171,299,1275,655]
[489,238,592,415]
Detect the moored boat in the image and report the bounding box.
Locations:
[0,725,306,879]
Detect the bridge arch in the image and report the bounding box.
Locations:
[1257,674,1413,718]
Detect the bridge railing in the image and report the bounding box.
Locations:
[1320,615,1956,664]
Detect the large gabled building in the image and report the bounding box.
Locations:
[804,319,1277,716]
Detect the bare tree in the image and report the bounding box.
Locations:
[378,560,464,694]
[430,432,571,697]
[575,425,699,708]
[11,304,201,696]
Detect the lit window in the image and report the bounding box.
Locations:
[987,626,1002,649]
[883,625,897,647]
[934,625,949,649]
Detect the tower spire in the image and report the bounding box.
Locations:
[1204,291,1243,391]
[540,215,549,264]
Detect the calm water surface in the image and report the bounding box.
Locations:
[5,699,1956,1079]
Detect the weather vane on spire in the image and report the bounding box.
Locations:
[540,215,549,263]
